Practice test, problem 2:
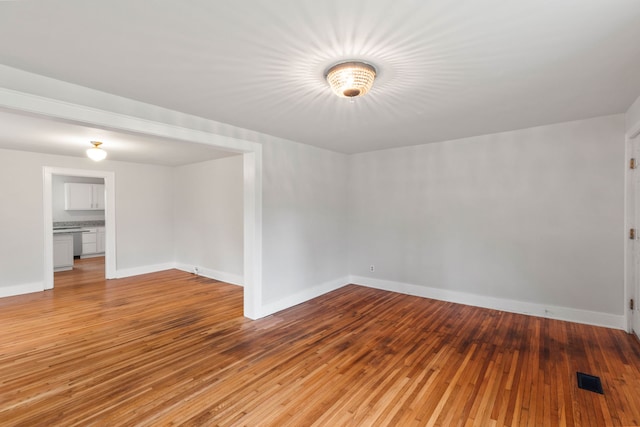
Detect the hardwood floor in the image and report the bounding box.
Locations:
[1,258,640,426]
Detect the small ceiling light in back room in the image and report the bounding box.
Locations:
[86,141,107,161]
[326,61,377,98]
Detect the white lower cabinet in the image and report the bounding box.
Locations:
[53,234,74,271]
[97,227,106,253]
[81,227,106,258]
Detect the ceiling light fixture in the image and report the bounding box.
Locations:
[325,61,377,98]
[86,141,107,161]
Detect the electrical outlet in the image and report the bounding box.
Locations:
[370,265,375,272]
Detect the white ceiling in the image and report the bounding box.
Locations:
[0,0,639,158]
[0,109,237,166]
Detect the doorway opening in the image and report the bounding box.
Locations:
[52,174,106,286]
[43,167,117,290]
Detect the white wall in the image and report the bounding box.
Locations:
[0,149,47,288]
[348,115,626,326]
[52,175,105,222]
[114,162,174,270]
[261,138,349,313]
[0,148,175,293]
[173,155,244,284]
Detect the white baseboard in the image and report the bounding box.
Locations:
[350,275,626,331]
[260,276,350,317]
[174,263,244,286]
[0,281,44,298]
[5,271,622,331]
[0,262,240,299]
[114,263,175,279]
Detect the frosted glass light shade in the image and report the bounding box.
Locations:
[87,141,107,161]
[326,61,376,98]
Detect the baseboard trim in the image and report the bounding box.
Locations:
[349,275,626,331]
[0,281,44,298]
[5,271,621,330]
[260,277,350,318]
[114,263,175,279]
[0,263,241,295]
[174,263,244,287]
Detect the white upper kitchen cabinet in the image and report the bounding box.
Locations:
[93,184,105,209]
[64,183,105,210]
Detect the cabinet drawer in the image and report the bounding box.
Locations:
[83,242,97,254]
[83,233,97,243]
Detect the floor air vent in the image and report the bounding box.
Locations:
[577,372,603,394]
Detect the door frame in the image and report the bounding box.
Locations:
[43,167,117,289]
[626,127,640,336]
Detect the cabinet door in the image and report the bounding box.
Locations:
[65,183,93,210]
[64,183,105,210]
[93,184,105,210]
[53,234,74,270]
[97,227,106,253]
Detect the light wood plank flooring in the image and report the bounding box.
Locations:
[1,257,640,426]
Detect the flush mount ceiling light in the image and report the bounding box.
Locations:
[325,61,377,98]
[86,141,107,161]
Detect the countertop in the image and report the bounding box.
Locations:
[53,228,88,234]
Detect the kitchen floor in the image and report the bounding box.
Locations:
[54,256,105,288]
